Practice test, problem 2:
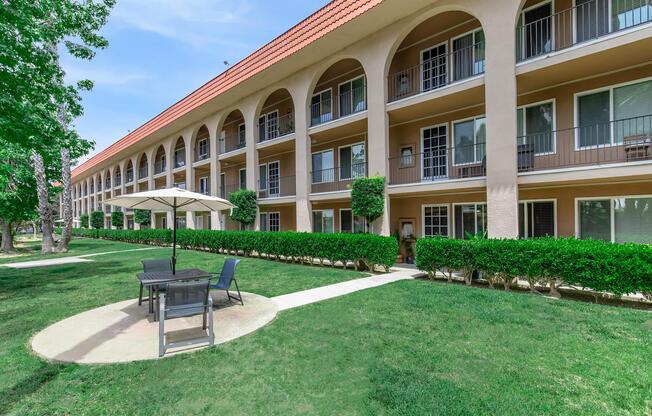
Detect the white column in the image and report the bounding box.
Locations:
[291,79,313,232]
[483,9,519,238]
[184,131,196,229]
[208,117,222,230]
[244,103,260,231]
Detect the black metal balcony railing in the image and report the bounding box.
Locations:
[310,85,367,127]
[388,144,486,185]
[258,112,295,143]
[516,0,652,63]
[517,115,652,173]
[258,175,296,199]
[310,162,367,193]
[219,132,246,154]
[388,41,485,102]
[139,167,148,180]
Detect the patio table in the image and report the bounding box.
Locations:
[137,268,212,319]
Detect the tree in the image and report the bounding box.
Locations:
[134,209,151,228]
[229,190,257,229]
[90,210,104,230]
[1,0,115,253]
[79,213,89,229]
[351,177,385,233]
[0,141,38,251]
[111,211,124,229]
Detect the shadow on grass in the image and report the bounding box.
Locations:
[0,362,64,415]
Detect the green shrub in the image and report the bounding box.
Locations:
[69,228,398,271]
[111,211,124,229]
[79,213,89,229]
[416,237,652,298]
[135,209,151,227]
[229,189,257,228]
[351,176,385,233]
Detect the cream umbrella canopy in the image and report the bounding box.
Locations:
[106,188,234,273]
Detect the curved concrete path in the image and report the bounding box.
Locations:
[32,291,276,364]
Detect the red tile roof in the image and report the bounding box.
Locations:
[73,0,383,178]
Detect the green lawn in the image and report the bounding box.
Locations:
[1,239,651,415]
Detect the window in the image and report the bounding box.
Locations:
[259,161,280,197]
[340,209,366,233]
[258,110,279,142]
[161,216,167,229]
[197,138,208,160]
[219,173,226,199]
[422,125,448,180]
[312,150,334,183]
[519,201,556,238]
[400,146,415,167]
[114,170,121,186]
[199,176,209,195]
[517,101,555,154]
[612,0,652,31]
[423,205,449,237]
[195,215,204,230]
[338,76,366,117]
[239,168,246,189]
[454,203,487,239]
[260,212,280,232]
[158,154,166,173]
[312,210,334,233]
[578,197,652,243]
[339,143,366,180]
[174,146,185,168]
[517,1,552,60]
[175,215,186,230]
[421,43,447,91]
[126,165,133,183]
[577,79,652,147]
[453,116,486,165]
[174,182,186,190]
[311,89,332,125]
[575,0,609,43]
[238,124,246,147]
[452,29,485,81]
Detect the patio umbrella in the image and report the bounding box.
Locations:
[106,187,234,273]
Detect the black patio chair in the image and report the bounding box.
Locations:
[210,259,243,305]
[158,279,214,357]
[139,258,173,306]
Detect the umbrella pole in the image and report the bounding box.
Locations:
[172,203,177,274]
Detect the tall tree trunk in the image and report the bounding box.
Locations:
[1,219,13,252]
[32,150,54,254]
[57,146,72,252]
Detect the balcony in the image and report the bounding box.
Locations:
[516,0,652,63]
[388,41,485,103]
[219,132,246,154]
[258,175,296,199]
[310,85,366,127]
[219,184,241,201]
[311,163,366,193]
[258,112,294,143]
[388,144,486,186]
[516,115,652,173]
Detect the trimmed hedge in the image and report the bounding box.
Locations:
[70,228,398,271]
[416,237,652,298]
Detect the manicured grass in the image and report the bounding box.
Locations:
[1,239,651,415]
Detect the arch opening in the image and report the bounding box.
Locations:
[219,110,245,154]
[387,10,484,102]
[194,125,210,162]
[154,145,167,175]
[257,89,295,143]
[310,59,366,127]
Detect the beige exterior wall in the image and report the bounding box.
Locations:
[69,0,652,239]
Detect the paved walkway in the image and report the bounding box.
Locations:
[4,247,157,269]
[271,267,424,311]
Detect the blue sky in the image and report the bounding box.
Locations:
[63,0,328,165]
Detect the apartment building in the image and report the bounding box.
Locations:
[68,0,652,250]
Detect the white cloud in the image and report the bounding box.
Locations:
[110,0,254,48]
[63,65,152,86]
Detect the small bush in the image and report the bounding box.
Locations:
[416,237,652,298]
[135,209,151,227]
[229,189,257,228]
[79,213,89,229]
[111,211,124,229]
[90,211,104,232]
[69,228,398,271]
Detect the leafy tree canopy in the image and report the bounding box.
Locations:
[229,189,257,226]
[351,177,385,230]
